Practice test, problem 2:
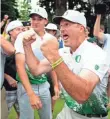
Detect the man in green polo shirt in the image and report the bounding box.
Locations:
[22,10,109,119]
[15,7,52,119]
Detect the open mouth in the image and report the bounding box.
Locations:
[62,34,69,41]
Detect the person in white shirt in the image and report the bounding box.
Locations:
[4,20,23,119]
[22,10,109,119]
[94,14,110,61]
[14,6,56,119]
[94,14,110,117]
[45,23,58,36]
[0,35,15,119]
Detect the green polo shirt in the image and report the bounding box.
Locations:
[16,68,47,84]
[59,40,109,115]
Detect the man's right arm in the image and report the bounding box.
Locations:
[15,32,43,109]
[15,53,42,109]
[23,37,51,76]
[16,53,35,96]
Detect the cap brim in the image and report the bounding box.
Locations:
[53,16,74,25]
[29,13,43,18]
[53,16,64,25]
[45,27,57,30]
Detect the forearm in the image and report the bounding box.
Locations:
[55,64,90,103]
[93,15,101,37]
[23,45,40,75]
[49,54,92,103]
[17,65,35,96]
[4,73,15,81]
[3,21,9,33]
[1,36,15,55]
[23,44,51,76]
[0,21,5,28]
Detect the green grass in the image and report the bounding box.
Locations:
[108,110,110,119]
[8,98,110,119]
[8,98,65,119]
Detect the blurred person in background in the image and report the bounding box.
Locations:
[86,26,97,44]
[94,14,110,117]
[3,20,23,119]
[45,23,58,37]
[0,14,9,29]
[22,21,31,31]
[0,35,15,119]
[45,23,64,49]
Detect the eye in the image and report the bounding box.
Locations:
[60,22,70,30]
[37,18,43,21]
[65,23,70,27]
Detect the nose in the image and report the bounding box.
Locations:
[60,26,65,34]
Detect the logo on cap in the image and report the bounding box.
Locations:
[64,11,68,16]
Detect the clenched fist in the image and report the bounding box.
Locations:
[41,35,60,63]
[23,29,37,46]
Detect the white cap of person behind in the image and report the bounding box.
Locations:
[29,6,48,19]
[45,23,58,31]
[53,10,87,28]
[6,20,23,34]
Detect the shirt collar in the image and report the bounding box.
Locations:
[71,40,88,56]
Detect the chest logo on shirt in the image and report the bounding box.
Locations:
[95,65,99,70]
[75,55,81,63]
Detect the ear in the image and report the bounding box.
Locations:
[45,19,48,26]
[9,30,13,35]
[80,25,85,33]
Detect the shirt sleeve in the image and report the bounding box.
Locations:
[82,51,109,81]
[99,34,107,44]
[14,32,24,54]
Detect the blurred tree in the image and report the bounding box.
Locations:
[18,0,31,21]
[39,0,110,34]
[1,0,19,20]
[55,0,68,15]
[39,0,56,21]
[39,0,93,19]
[39,0,67,21]
[39,0,94,28]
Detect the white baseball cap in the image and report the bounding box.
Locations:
[45,23,57,30]
[53,10,87,28]
[29,6,48,19]
[6,20,23,34]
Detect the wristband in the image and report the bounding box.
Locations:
[51,57,63,69]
